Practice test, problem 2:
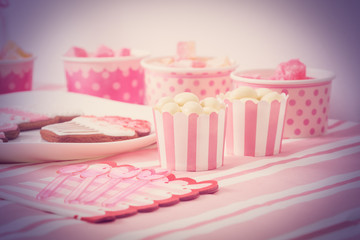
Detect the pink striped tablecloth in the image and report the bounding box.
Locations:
[0,119,359,240]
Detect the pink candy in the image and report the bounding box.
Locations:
[65,46,131,58]
[240,59,312,80]
[120,48,131,57]
[65,47,88,57]
[275,59,308,80]
[177,41,196,60]
[95,45,114,57]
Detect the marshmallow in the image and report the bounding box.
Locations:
[229,86,258,100]
[177,41,196,59]
[96,45,115,57]
[174,92,199,106]
[261,92,283,102]
[256,88,273,99]
[240,98,259,104]
[200,97,223,110]
[155,96,174,110]
[181,101,203,115]
[161,102,181,114]
[203,107,218,114]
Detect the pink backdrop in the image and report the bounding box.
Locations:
[1,0,359,121]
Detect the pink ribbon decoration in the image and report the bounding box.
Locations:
[64,163,111,204]
[79,165,141,205]
[102,168,170,208]
[36,164,88,200]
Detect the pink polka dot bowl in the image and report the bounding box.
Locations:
[231,68,335,138]
[141,56,237,106]
[0,57,35,94]
[63,50,149,104]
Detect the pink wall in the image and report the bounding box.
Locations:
[1,0,359,121]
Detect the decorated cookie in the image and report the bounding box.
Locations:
[0,107,79,132]
[0,123,20,141]
[40,116,151,143]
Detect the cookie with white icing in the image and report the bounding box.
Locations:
[0,107,80,132]
[40,116,151,143]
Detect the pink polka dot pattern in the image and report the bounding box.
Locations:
[281,89,289,95]
[310,128,315,135]
[65,60,146,104]
[289,99,296,106]
[143,69,235,105]
[0,59,34,94]
[303,119,309,125]
[233,80,332,138]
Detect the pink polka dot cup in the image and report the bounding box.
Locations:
[231,68,335,138]
[141,56,237,105]
[63,50,149,104]
[0,57,35,94]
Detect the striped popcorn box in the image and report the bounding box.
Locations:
[153,109,227,171]
[225,93,288,157]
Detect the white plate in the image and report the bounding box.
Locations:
[0,91,157,163]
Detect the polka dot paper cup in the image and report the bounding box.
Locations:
[153,109,227,171]
[141,56,237,105]
[0,57,35,94]
[231,68,335,138]
[63,50,149,104]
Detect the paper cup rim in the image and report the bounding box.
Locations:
[0,56,36,65]
[231,68,335,85]
[62,49,150,63]
[141,55,238,73]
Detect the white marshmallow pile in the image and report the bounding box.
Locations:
[223,86,284,103]
[154,92,225,115]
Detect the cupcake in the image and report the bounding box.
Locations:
[153,92,227,171]
[63,45,149,104]
[223,86,288,157]
[141,41,237,105]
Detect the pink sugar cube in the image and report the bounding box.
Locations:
[275,59,307,80]
[192,60,206,68]
[177,41,196,59]
[96,45,115,57]
[120,48,131,56]
[65,46,88,57]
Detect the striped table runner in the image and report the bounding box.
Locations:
[0,119,359,240]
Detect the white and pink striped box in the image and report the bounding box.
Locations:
[153,109,227,171]
[225,94,288,157]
